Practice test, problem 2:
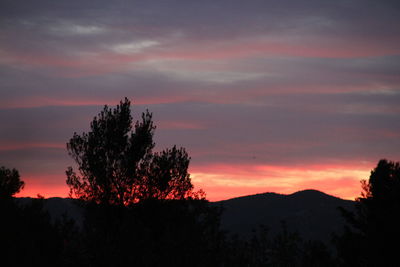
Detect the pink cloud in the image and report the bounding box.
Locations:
[0,142,65,151]
[4,35,400,79]
[154,38,400,61]
[0,95,191,109]
[157,120,207,130]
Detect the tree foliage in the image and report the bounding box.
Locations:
[137,146,193,200]
[66,98,195,205]
[338,159,400,266]
[0,166,24,198]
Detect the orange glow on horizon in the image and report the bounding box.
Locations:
[14,163,371,201]
[190,162,371,201]
[16,184,69,199]
[14,173,69,199]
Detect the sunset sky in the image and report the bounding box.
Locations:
[1,0,399,201]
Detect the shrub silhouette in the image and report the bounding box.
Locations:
[0,166,24,198]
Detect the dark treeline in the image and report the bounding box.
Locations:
[1,99,399,266]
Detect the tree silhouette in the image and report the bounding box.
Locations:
[66,98,194,205]
[338,159,400,266]
[0,166,24,198]
[0,168,67,267]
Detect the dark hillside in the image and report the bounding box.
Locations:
[16,197,83,226]
[214,189,355,243]
[15,189,354,243]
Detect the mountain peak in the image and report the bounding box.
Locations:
[217,189,341,203]
[289,189,331,197]
[215,189,355,242]
[217,191,284,203]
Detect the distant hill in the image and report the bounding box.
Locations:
[16,197,84,227]
[15,189,355,243]
[213,189,355,243]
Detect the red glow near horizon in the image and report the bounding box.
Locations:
[189,162,372,201]
[16,184,69,199]
[15,163,369,201]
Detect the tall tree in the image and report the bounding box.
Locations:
[66,98,194,205]
[0,166,24,198]
[338,159,400,266]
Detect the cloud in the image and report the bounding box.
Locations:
[110,40,159,54]
[48,22,108,36]
[0,0,399,200]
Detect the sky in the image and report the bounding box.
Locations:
[1,0,399,201]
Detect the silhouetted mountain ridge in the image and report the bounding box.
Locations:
[16,197,84,227]
[213,189,355,243]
